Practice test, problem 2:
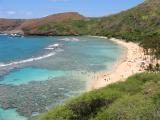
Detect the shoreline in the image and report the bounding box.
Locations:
[88,36,150,90]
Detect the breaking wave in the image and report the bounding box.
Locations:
[0,43,63,68]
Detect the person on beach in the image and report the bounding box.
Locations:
[104,74,110,82]
[103,74,107,82]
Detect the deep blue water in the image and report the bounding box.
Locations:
[0,35,124,120]
[0,36,52,62]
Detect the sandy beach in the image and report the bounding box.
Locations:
[88,36,152,90]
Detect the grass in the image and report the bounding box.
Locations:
[37,72,160,120]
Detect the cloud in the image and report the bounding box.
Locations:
[1,10,33,18]
[7,11,16,15]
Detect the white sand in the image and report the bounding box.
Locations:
[88,36,153,90]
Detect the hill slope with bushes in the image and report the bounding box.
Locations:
[94,0,160,41]
[37,72,160,120]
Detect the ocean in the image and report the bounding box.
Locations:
[0,35,123,120]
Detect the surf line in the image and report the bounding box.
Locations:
[0,52,55,68]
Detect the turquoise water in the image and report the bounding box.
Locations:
[0,36,124,120]
[0,67,65,85]
[0,108,27,120]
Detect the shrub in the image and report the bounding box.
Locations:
[93,94,155,120]
[37,73,160,120]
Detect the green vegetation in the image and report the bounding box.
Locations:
[37,19,99,35]
[93,0,160,59]
[140,33,160,60]
[37,72,160,120]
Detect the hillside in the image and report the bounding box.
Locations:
[94,0,160,59]
[94,0,160,41]
[24,0,160,39]
[1,0,160,38]
[0,12,85,35]
[20,12,86,35]
[0,19,25,34]
[37,72,160,120]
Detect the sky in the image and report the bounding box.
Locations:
[0,0,145,19]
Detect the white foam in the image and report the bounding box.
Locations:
[72,38,79,42]
[60,37,79,42]
[60,38,70,41]
[0,63,5,66]
[45,43,61,50]
[0,43,64,68]
[0,52,55,68]
[51,44,59,47]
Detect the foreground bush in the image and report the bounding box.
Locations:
[37,72,160,120]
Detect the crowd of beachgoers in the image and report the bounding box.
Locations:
[89,37,159,90]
